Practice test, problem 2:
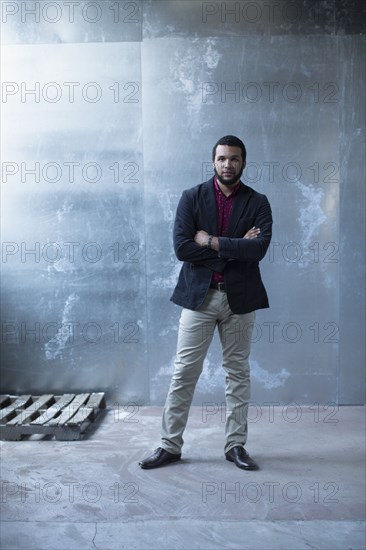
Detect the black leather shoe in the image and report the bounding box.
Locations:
[225,446,259,470]
[139,447,181,469]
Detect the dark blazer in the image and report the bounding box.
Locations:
[170,177,273,314]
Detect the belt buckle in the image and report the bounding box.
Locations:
[217,282,225,292]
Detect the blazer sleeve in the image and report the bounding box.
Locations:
[173,190,227,272]
[218,194,272,262]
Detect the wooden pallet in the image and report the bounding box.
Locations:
[0,392,106,440]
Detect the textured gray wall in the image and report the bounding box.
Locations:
[1,1,365,406]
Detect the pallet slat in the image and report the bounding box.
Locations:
[51,393,91,426]
[85,392,106,410]
[65,393,107,426]
[67,406,94,425]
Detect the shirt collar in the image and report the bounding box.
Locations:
[214,176,241,197]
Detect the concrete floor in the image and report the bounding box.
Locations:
[1,405,365,550]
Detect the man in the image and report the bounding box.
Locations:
[139,135,272,470]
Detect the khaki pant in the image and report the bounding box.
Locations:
[161,288,256,454]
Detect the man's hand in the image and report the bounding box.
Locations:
[194,230,210,247]
[194,230,219,251]
[243,227,260,239]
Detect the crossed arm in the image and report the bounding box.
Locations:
[194,227,260,250]
[194,196,272,263]
[174,191,272,269]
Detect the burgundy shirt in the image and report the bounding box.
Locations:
[212,176,240,284]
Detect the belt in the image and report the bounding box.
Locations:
[210,282,226,292]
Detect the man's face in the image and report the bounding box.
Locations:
[213,145,246,186]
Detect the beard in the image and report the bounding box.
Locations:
[214,164,245,186]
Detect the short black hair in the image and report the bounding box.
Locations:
[212,135,246,163]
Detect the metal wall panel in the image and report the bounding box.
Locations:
[1,42,147,403]
[142,34,341,405]
[338,36,366,404]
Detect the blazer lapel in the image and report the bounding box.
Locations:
[227,183,252,236]
[202,178,219,235]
